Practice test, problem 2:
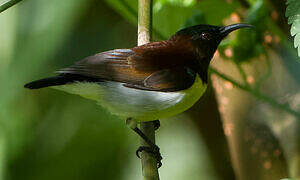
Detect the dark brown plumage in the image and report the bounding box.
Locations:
[25,23,252,92]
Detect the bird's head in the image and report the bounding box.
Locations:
[175,23,253,59]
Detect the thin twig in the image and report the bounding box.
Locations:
[138,0,160,180]
[233,60,250,87]
[0,0,24,13]
[210,67,300,118]
[254,53,272,90]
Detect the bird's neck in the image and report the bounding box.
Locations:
[197,58,210,83]
[186,56,210,84]
[168,35,213,83]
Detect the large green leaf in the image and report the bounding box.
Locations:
[286,0,300,57]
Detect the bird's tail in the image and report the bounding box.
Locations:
[25,74,101,89]
[24,76,70,89]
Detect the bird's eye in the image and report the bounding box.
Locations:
[200,32,211,40]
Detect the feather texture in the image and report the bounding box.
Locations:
[53,75,207,121]
[54,38,201,92]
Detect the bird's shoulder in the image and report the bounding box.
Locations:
[128,37,197,71]
[132,36,195,57]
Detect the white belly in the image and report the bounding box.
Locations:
[53,75,207,121]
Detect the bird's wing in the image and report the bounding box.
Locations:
[130,38,195,71]
[58,49,150,84]
[58,39,197,92]
[124,67,196,92]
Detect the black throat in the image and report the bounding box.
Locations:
[187,57,210,84]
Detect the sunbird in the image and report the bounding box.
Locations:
[25,23,252,167]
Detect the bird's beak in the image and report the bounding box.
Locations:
[219,23,253,37]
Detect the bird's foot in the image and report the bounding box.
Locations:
[136,145,163,168]
[126,118,162,167]
[153,120,160,131]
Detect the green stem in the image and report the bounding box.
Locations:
[138,0,152,46]
[210,67,300,118]
[138,0,160,180]
[233,60,250,87]
[0,0,24,13]
[118,0,165,40]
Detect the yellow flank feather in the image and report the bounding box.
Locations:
[53,75,207,122]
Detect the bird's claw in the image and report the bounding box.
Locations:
[153,120,160,131]
[136,145,163,168]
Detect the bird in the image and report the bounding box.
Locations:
[24,23,252,167]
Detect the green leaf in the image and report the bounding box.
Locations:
[247,0,269,25]
[182,10,206,28]
[286,0,300,57]
[231,0,268,62]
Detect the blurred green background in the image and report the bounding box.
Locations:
[0,0,299,179]
[0,0,218,179]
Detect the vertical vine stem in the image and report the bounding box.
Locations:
[0,0,24,13]
[138,0,160,180]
